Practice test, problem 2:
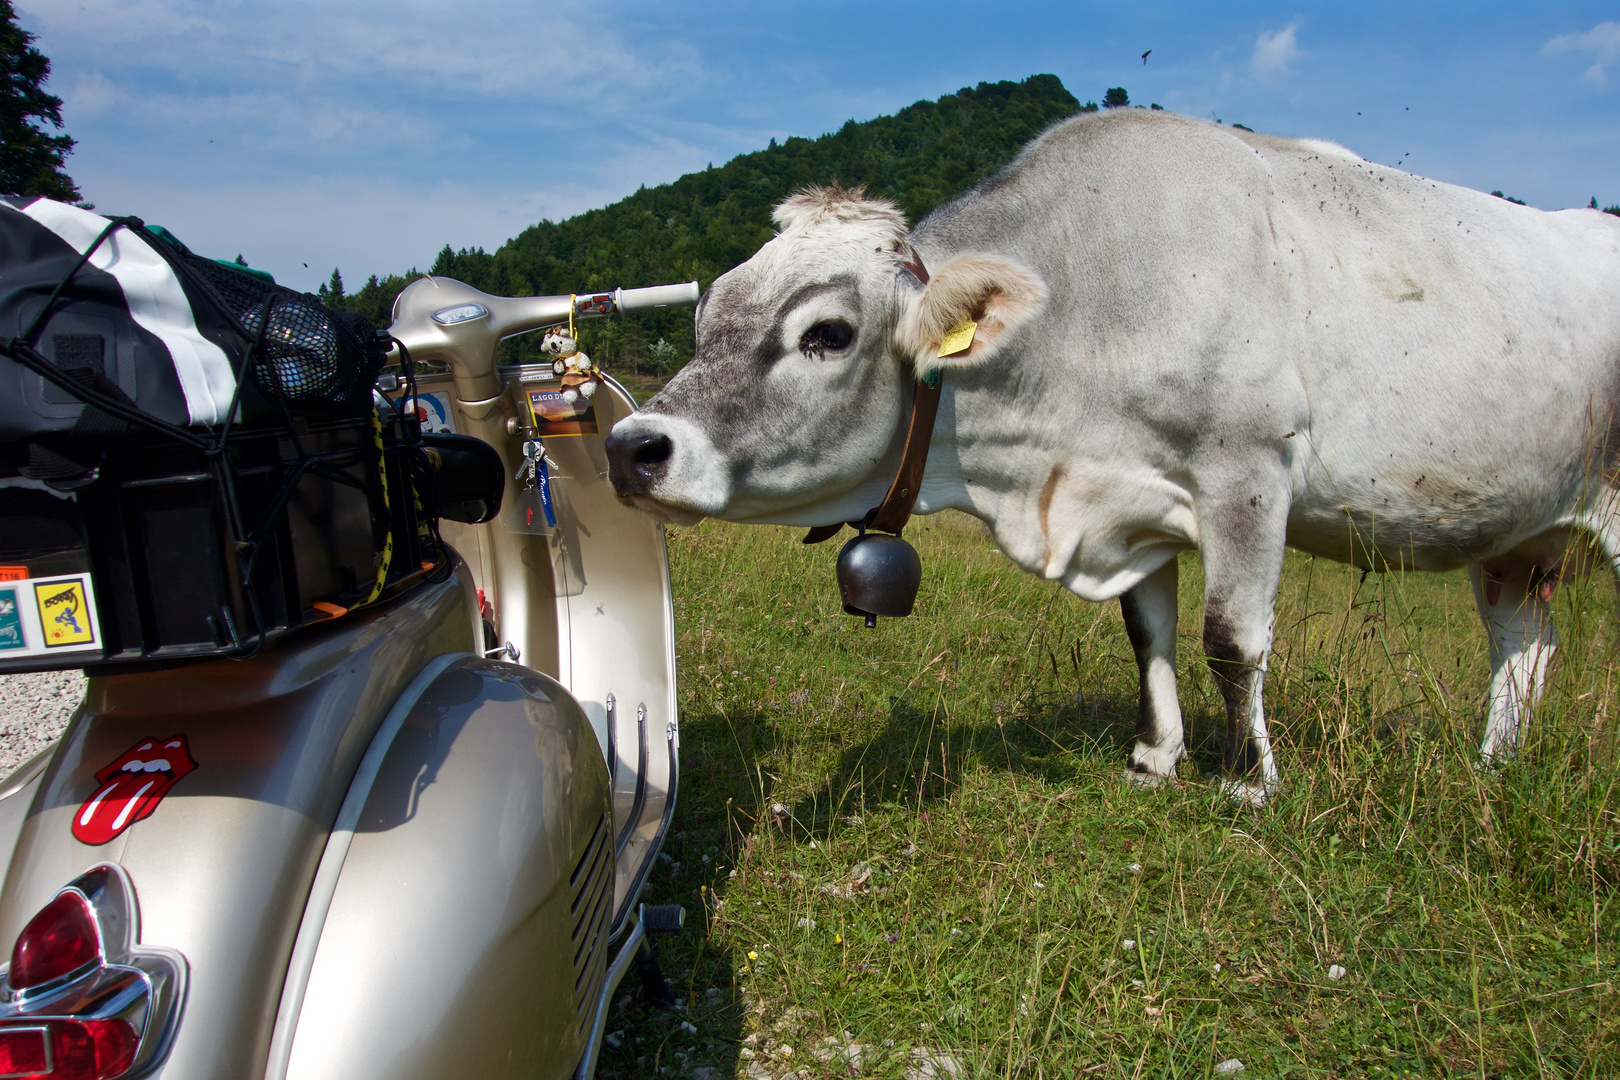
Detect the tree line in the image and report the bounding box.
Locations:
[321,74,1088,371]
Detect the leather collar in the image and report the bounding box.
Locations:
[804,246,941,545]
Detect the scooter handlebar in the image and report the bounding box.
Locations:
[386,276,702,399]
[614,282,701,314]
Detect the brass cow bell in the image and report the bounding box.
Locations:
[835,531,923,628]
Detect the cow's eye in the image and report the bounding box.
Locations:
[798,320,855,357]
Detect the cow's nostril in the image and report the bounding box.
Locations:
[632,433,673,468]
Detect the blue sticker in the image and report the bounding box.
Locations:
[0,588,24,651]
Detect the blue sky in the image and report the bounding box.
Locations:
[17,1,1620,293]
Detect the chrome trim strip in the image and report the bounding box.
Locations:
[614,704,647,859]
[608,721,679,941]
[573,913,646,1080]
[261,652,472,1080]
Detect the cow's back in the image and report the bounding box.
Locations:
[915,109,1620,569]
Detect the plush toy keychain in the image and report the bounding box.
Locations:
[541,300,602,404]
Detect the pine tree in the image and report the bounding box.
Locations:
[1102,87,1130,109]
[326,268,345,303]
[0,0,80,201]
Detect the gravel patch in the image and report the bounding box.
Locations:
[0,671,84,776]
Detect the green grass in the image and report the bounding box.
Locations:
[604,511,1620,1079]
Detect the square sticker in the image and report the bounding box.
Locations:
[34,578,96,648]
[0,589,25,651]
[525,385,599,437]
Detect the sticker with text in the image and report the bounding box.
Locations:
[34,578,94,648]
[0,573,100,660]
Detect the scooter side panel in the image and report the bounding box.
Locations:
[0,568,479,1080]
[0,751,51,882]
[285,658,610,1080]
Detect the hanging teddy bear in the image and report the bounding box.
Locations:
[540,329,601,404]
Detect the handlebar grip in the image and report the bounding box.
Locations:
[615,282,701,313]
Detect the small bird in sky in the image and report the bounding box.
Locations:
[303,262,309,268]
[1141,50,1151,64]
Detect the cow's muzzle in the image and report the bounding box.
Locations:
[606,430,673,496]
[604,413,733,519]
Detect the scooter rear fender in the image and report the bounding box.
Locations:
[0,565,480,1080]
[274,656,611,1080]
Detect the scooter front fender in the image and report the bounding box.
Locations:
[274,656,611,1080]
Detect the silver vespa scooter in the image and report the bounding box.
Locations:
[0,276,699,1080]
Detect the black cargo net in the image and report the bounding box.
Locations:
[183,256,384,415]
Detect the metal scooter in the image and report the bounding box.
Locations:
[0,275,699,1080]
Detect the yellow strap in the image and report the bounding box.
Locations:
[351,408,393,609]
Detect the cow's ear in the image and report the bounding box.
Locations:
[897,254,1047,372]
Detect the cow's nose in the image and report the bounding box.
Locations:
[606,429,674,495]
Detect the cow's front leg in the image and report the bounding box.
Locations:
[1468,562,1557,763]
[1121,556,1185,785]
[1199,495,1288,806]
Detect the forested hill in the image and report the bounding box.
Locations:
[330,73,1088,370]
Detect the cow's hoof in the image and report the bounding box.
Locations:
[1122,768,1176,790]
[1212,775,1275,808]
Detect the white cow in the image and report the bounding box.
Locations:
[606,108,1620,803]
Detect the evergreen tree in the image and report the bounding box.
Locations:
[1102,87,1130,109]
[0,0,80,201]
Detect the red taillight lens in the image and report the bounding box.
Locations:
[0,1019,137,1080]
[0,1026,49,1073]
[8,892,101,992]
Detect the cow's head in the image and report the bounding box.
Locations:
[605,187,1045,525]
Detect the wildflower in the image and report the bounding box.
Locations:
[921,812,930,820]
[1214,1060,1245,1075]
[1328,964,1347,981]
[1128,863,1144,873]
[1122,939,1136,950]
[885,932,898,943]
[748,951,758,960]
[835,934,843,943]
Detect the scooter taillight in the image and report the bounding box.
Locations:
[0,1017,137,1080]
[8,893,100,992]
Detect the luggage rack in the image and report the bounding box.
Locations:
[0,413,438,673]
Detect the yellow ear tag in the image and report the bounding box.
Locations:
[937,317,978,358]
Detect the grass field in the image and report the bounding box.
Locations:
[601,511,1619,1080]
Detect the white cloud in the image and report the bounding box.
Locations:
[1253,22,1301,77]
[64,72,121,116]
[1544,21,1620,85]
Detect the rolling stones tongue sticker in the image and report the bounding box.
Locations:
[72,736,197,846]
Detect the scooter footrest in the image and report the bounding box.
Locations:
[640,904,686,934]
